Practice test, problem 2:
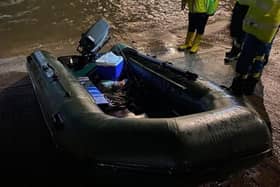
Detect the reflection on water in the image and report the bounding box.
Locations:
[183,50,235,87]
[0,0,119,54]
[0,0,184,56]
[0,0,25,7]
[159,48,235,87]
[0,0,234,57]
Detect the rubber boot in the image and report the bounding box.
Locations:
[178,32,196,51]
[243,76,259,95]
[230,75,246,96]
[189,34,202,54]
[224,39,242,64]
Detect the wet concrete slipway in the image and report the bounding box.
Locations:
[1,0,280,186]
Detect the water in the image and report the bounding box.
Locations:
[0,0,185,57]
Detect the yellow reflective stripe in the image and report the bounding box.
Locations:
[253,55,266,63]
[242,74,249,79]
[252,72,261,78]
[236,73,249,79]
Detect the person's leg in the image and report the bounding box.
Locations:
[235,34,258,75]
[178,13,196,50]
[245,42,271,95]
[230,2,249,40]
[225,2,249,63]
[243,27,279,95]
[188,12,196,33]
[190,13,209,54]
[230,34,257,95]
[231,34,270,95]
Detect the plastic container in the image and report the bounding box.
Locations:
[95,52,124,80]
[86,86,109,105]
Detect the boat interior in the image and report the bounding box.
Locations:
[57,19,217,119]
[58,50,217,119]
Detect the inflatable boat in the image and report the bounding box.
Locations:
[26,19,272,178]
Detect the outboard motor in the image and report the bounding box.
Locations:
[57,19,111,73]
[77,19,110,58]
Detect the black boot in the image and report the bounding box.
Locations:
[230,76,245,96]
[224,42,241,64]
[243,77,259,95]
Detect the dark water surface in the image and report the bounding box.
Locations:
[0,0,184,57]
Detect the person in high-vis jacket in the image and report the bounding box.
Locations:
[230,0,280,95]
[178,0,219,54]
[224,0,249,64]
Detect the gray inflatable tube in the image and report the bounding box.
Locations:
[26,49,271,177]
